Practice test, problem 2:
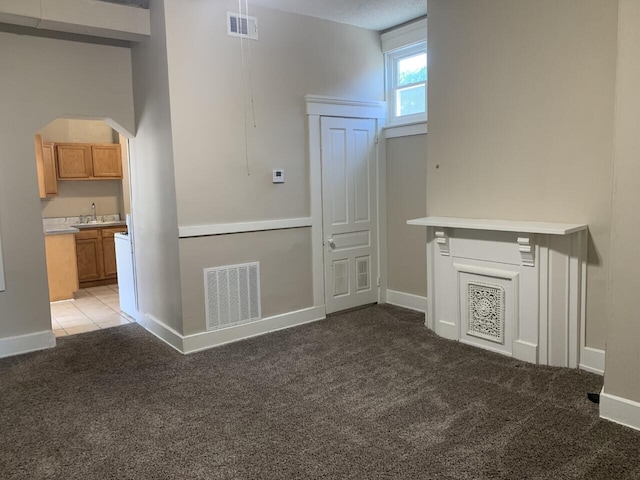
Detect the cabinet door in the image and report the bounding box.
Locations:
[75,230,102,282]
[42,142,58,196]
[101,227,125,279]
[92,145,122,178]
[57,145,92,179]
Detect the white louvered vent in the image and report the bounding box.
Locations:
[204,262,261,331]
[227,12,259,40]
[356,256,370,291]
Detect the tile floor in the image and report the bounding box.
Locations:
[50,285,134,337]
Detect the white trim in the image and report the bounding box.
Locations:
[408,217,588,235]
[0,225,4,291]
[0,330,56,359]
[381,18,427,53]
[579,347,605,375]
[384,122,427,139]
[386,290,427,312]
[306,95,387,315]
[305,95,386,119]
[600,388,640,432]
[137,314,184,354]
[377,119,388,304]
[137,307,326,355]
[308,115,326,307]
[183,306,325,354]
[512,340,538,364]
[178,218,312,238]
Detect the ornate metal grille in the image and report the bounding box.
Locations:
[467,282,505,344]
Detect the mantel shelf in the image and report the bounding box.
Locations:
[407,216,588,236]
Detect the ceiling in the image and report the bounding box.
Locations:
[96,0,426,32]
[247,0,426,31]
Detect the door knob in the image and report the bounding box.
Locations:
[328,238,335,249]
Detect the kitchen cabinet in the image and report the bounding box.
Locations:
[45,234,79,301]
[57,143,122,180]
[75,225,127,287]
[75,229,102,283]
[34,135,58,198]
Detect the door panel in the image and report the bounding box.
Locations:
[321,117,377,314]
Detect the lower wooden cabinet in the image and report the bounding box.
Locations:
[75,230,101,283]
[45,234,79,302]
[75,226,127,287]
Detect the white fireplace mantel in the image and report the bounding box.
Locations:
[408,216,589,370]
[407,217,587,235]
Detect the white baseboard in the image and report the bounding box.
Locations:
[182,306,326,354]
[579,346,605,375]
[137,314,184,354]
[385,289,427,313]
[137,306,326,355]
[0,330,56,359]
[600,388,640,432]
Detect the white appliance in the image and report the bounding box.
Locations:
[115,229,137,319]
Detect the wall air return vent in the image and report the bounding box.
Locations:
[227,12,258,40]
[204,262,261,331]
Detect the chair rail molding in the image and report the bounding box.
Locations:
[409,217,591,370]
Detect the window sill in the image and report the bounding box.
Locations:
[384,121,428,139]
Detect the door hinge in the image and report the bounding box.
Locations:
[377,277,381,287]
[374,134,379,144]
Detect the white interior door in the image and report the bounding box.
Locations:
[321,117,378,314]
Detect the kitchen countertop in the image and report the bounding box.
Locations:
[44,220,127,236]
[44,226,79,236]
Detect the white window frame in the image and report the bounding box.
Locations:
[381,18,427,138]
[385,42,427,127]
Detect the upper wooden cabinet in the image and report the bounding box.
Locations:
[56,143,122,180]
[57,144,92,179]
[92,145,122,178]
[34,134,58,198]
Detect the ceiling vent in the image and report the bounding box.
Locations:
[227,12,258,40]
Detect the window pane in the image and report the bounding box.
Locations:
[397,53,427,87]
[396,84,426,117]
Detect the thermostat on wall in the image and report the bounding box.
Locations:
[272,169,285,184]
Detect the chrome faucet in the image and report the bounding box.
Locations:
[91,202,97,222]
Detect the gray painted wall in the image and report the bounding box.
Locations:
[605,0,640,403]
[129,0,183,332]
[161,0,384,334]
[386,134,427,297]
[0,31,134,339]
[426,0,618,350]
[38,119,124,219]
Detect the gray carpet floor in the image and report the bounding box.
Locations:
[1,304,639,479]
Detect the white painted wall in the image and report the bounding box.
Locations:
[0,31,134,341]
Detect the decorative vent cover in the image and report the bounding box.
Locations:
[204,262,261,331]
[356,256,370,291]
[467,282,505,344]
[227,12,258,40]
[333,260,349,297]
